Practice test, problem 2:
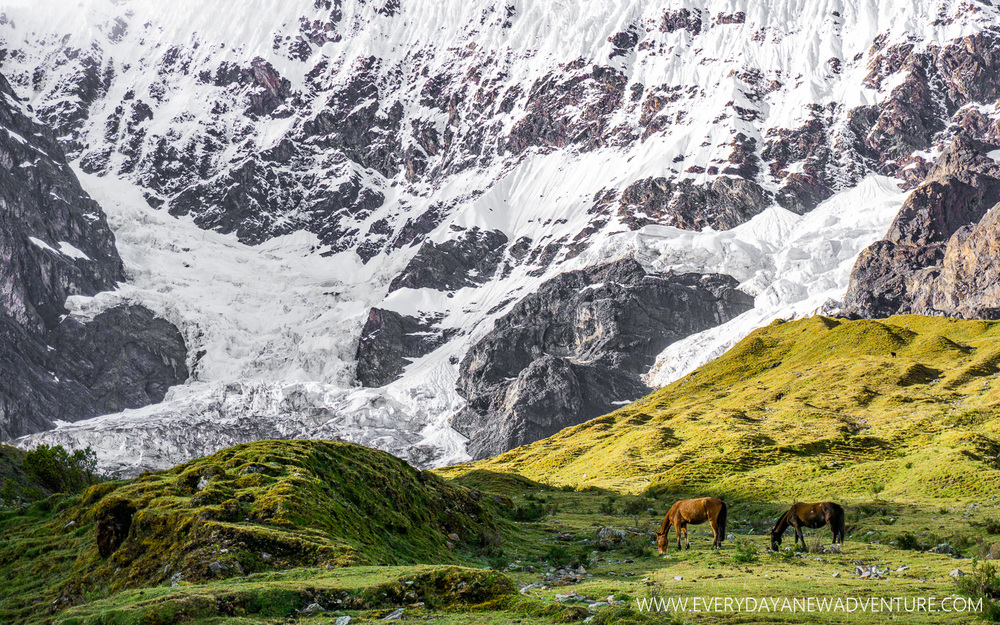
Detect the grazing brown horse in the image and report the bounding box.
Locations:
[770,502,845,551]
[655,497,727,552]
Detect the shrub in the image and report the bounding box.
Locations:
[21,444,98,494]
[732,538,759,564]
[544,545,572,568]
[598,496,617,515]
[511,502,545,522]
[953,561,1000,622]
[544,544,590,569]
[487,551,509,571]
[622,533,651,559]
[896,532,921,551]
[622,498,651,516]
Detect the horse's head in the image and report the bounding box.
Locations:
[655,531,668,554]
[770,529,782,551]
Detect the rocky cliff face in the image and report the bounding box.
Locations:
[4,0,1000,471]
[0,72,187,440]
[845,134,1000,319]
[452,258,753,458]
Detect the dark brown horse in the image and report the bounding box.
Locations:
[655,497,727,552]
[770,502,845,551]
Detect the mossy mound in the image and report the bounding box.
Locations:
[459,315,1000,501]
[52,565,514,625]
[0,440,507,622]
[445,469,543,497]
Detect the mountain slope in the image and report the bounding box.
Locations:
[449,315,1000,501]
[0,71,188,440]
[4,0,1000,472]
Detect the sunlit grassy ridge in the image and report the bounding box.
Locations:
[447,315,1000,500]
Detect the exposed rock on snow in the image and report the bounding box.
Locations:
[846,134,1000,318]
[453,258,753,458]
[355,308,453,387]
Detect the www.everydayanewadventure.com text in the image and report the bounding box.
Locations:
[634,595,982,614]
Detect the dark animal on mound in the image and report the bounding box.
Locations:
[770,501,845,551]
[655,496,727,552]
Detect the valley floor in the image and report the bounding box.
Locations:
[26,487,997,625]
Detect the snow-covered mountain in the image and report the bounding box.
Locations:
[3,0,1000,474]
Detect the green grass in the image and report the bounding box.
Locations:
[52,565,515,625]
[445,315,1000,502]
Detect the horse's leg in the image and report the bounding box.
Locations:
[675,520,683,550]
[684,525,690,550]
[796,525,805,549]
[709,516,720,548]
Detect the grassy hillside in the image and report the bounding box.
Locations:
[0,440,510,623]
[444,315,1000,501]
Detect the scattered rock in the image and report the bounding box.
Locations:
[208,561,229,575]
[933,543,954,555]
[383,607,405,620]
[950,569,965,578]
[334,617,352,625]
[300,603,324,615]
[544,566,588,586]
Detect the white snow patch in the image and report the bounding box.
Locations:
[643,175,905,387]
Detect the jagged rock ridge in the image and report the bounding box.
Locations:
[846,134,1000,319]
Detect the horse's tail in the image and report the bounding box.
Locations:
[717,501,728,543]
[833,504,846,543]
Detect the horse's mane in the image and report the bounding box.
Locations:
[772,509,790,534]
[659,509,672,534]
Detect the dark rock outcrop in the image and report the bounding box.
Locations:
[355,308,453,387]
[452,258,754,458]
[616,176,771,230]
[466,354,651,458]
[845,134,1000,318]
[0,72,188,440]
[96,499,135,558]
[388,228,509,293]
